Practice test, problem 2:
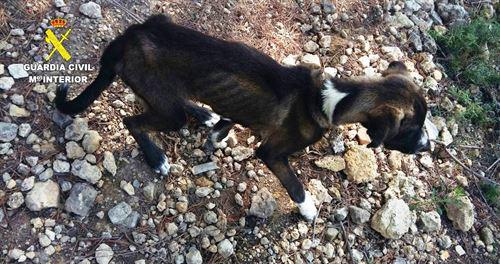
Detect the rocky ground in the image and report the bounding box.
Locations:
[0,0,498,263]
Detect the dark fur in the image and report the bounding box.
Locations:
[55,15,428,208]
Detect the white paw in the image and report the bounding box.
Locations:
[296,191,318,221]
[204,113,220,127]
[210,131,229,149]
[154,155,171,175]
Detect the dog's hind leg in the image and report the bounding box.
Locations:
[185,102,221,127]
[124,108,187,175]
[204,118,234,151]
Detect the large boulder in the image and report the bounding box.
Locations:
[371,199,413,239]
[445,195,474,232]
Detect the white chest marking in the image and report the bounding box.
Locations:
[321,79,348,123]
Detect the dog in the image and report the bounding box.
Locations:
[55,14,430,221]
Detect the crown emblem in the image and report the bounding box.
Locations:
[50,18,67,28]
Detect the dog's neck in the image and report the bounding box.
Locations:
[317,77,377,127]
[321,79,349,124]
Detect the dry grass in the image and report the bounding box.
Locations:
[0,0,52,37]
[156,0,304,60]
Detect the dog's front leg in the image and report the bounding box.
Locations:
[256,143,317,221]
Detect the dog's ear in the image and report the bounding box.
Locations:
[382,61,408,77]
[363,105,404,148]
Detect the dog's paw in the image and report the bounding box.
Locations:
[153,154,170,175]
[204,113,221,127]
[210,131,229,149]
[296,191,318,221]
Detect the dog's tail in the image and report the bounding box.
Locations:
[55,36,125,115]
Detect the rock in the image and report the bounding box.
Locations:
[319,35,332,48]
[0,122,18,142]
[8,192,24,209]
[349,206,371,224]
[8,248,25,260]
[20,176,35,191]
[103,151,117,175]
[437,3,468,25]
[53,160,70,173]
[65,118,89,141]
[357,127,371,145]
[195,187,213,197]
[381,46,404,61]
[371,198,413,239]
[343,145,378,183]
[409,31,422,52]
[308,179,333,204]
[281,54,299,66]
[455,245,465,256]
[419,211,441,232]
[120,211,140,228]
[445,195,474,231]
[315,155,346,172]
[351,249,364,263]
[82,131,101,153]
[358,56,370,68]
[95,243,113,264]
[52,111,73,128]
[388,151,403,170]
[9,105,30,117]
[65,183,98,216]
[304,40,319,53]
[10,28,24,36]
[192,161,218,175]
[440,128,453,146]
[333,207,348,221]
[480,227,494,245]
[108,202,132,224]
[422,33,437,54]
[325,227,339,241]
[142,182,156,201]
[18,123,31,137]
[54,0,66,8]
[166,222,178,235]
[405,0,421,12]
[185,247,203,264]
[217,239,234,258]
[0,77,15,91]
[25,180,60,211]
[321,0,336,13]
[231,146,253,161]
[323,67,337,79]
[120,181,135,195]
[386,12,415,28]
[71,159,102,184]
[7,64,28,79]
[419,155,433,169]
[301,54,321,69]
[66,141,85,159]
[10,94,24,105]
[249,188,277,218]
[79,1,102,19]
[204,211,218,224]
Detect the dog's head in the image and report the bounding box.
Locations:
[361,61,430,154]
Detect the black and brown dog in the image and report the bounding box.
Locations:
[56,14,430,221]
